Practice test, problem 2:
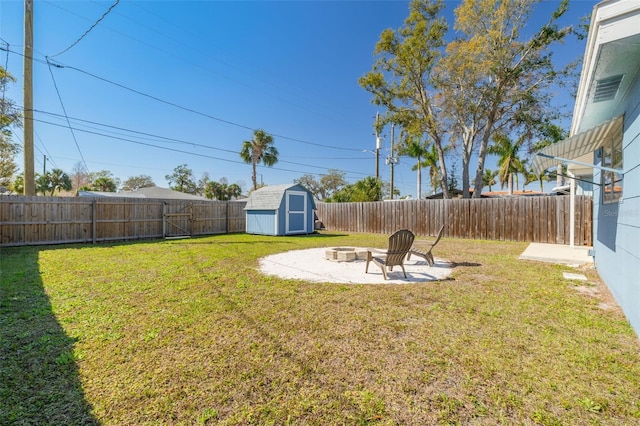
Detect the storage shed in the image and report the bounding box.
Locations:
[244,184,316,236]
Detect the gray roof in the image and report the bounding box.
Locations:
[244,184,315,210]
[78,186,210,201]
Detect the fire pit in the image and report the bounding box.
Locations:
[325,247,368,262]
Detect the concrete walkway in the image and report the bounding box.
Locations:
[519,243,593,267]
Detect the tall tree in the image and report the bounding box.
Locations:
[122,175,155,191]
[240,129,278,191]
[294,169,347,201]
[197,172,211,196]
[437,0,576,198]
[319,169,347,200]
[165,164,197,194]
[0,66,21,189]
[71,162,90,192]
[294,174,323,199]
[0,138,20,189]
[359,0,451,198]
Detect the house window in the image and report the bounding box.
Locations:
[601,123,623,204]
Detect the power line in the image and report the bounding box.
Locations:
[49,0,120,58]
[1,40,9,108]
[35,109,238,154]
[126,1,341,123]
[2,45,368,153]
[31,116,371,179]
[45,60,90,173]
[45,60,365,152]
[35,110,396,177]
[35,130,58,169]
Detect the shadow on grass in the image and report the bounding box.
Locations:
[0,247,98,424]
[449,261,482,268]
[163,232,351,246]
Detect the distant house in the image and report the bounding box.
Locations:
[78,186,210,201]
[532,0,640,336]
[244,184,316,236]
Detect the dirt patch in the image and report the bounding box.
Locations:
[569,265,624,314]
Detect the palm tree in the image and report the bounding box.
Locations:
[48,168,72,195]
[92,177,117,192]
[524,164,550,192]
[36,169,72,195]
[240,129,278,190]
[532,123,568,189]
[402,136,429,199]
[228,183,242,200]
[482,168,499,192]
[422,144,448,195]
[487,133,526,195]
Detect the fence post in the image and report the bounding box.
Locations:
[92,200,97,244]
[226,201,229,234]
[162,201,166,239]
[189,202,194,237]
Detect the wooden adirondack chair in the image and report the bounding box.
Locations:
[365,229,415,280]
[407,224,445,266]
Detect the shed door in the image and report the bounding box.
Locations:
[286,190,307,234]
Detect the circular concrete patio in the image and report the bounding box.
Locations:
[259,247,453,284]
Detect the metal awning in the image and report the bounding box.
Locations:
[531,115,624,175]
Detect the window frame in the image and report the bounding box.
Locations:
[601,123,623,204]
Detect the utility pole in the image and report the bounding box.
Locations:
[386,124,399,200]
[23,0,35,195]
[390,125,394,199]
[375,112,380,180]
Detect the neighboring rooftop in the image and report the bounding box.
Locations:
[78,186,210,200]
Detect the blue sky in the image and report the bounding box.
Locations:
[1,0,597,196]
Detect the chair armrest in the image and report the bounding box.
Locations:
[412,240,436,249]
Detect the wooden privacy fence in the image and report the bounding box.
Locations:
[1,195,592,247]
[0,196,247,247]
[316,195,593,246]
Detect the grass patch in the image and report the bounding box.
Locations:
[1,232,639,424]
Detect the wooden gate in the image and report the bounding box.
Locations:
[162,202,192,238]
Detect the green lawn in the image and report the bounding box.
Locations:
[2,232,639,425]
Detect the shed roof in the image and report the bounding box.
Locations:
[244,184,315,210]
